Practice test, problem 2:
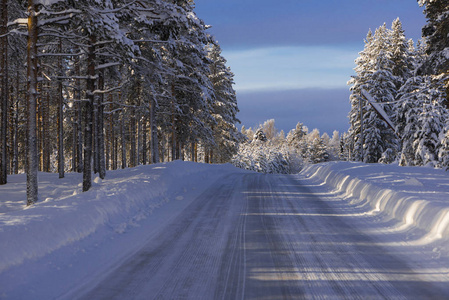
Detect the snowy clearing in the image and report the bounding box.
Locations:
[1,161,449,298]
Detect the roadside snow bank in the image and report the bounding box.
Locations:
[300,162,449,243]
[0,161,241,272]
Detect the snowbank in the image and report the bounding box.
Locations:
[300,161,449,243]
[0,161,241,273]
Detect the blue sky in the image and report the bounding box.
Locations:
[194,0,426,135]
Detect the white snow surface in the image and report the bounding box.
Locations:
[0,161,245,298]
[302,162,449,243]
[1,161,449,298]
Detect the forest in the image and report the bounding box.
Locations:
[347,1,449,167]
[231,1,449,175]
[0,0,240,204]
[0,0,448,205]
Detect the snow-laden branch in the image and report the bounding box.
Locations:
[38,52,83,58]
[93,85,123,95]
[7,18,28,27]
[96,62,122,70]
[38,13,80,27]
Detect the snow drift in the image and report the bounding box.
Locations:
[300,161,449,243]
[2,160,449,278]
[0,161,242,273]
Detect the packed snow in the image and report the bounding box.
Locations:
[1,161,449,298]
[302,162,449,244]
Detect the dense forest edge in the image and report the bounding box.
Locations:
[0,0,448,205]
[0,0,241,204]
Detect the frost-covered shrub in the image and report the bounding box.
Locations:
[231,140,303,174]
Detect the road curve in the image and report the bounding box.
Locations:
[76,172,448,299]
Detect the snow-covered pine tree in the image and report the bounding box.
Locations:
[286,122,309,162]
[413,76,446,166]
[309,136,329,164]
[73,0,139,190]
[389,18,414,89]
[348,29,374,161]
[207,41,241,163]
[363,24,398,163]
[287,122,307,146]
[396,75,424,165]
[155,0,215,161]
[394,40,427,166]
[418,0,449,107]
[328,131,340,160]
[414,103,444,167]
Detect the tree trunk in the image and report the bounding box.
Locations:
[75,53,83,173]
[142,114,147,165]
[105,95,112,170]
[12,71,19,174]
[130,108,136,167]
[76,92,83,172]
[194,143,198,162]
[120,113,126,169]
[57,39,64,178]
[83,35,96,192]
[0,0,8,184]
[42,90,50,172]
[93,84,99,174]
[26,0,39,204]
[150,96,159,163]
[97,66,105,179]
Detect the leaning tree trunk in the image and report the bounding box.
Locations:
[26,0,39,204]
[0,0,8,184]
[83,35,96,192]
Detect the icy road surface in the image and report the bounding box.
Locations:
[70,172,449,299]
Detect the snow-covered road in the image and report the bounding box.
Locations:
[69,172,449,299]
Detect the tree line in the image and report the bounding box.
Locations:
[233,119,342,174]
[0,0,240,205]
[347,1,449,167]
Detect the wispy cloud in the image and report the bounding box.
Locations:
[224,46,359,92]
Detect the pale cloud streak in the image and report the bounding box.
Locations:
[224,46,359,92]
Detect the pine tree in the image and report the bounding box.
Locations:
[418,0,449,106]
[26,0,39,205]
[390,18,413,88]
[364,25,398,163]
[396,76,424,165]
[348,29,374,161]
[414,102,444,167]
[207,42,240,163]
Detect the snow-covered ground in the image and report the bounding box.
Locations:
[0,162,246,299]
[1,161,449,298]
[302,162,449,245]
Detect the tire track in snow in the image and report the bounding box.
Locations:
[78,173,245,300]
[77,172,449,299]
